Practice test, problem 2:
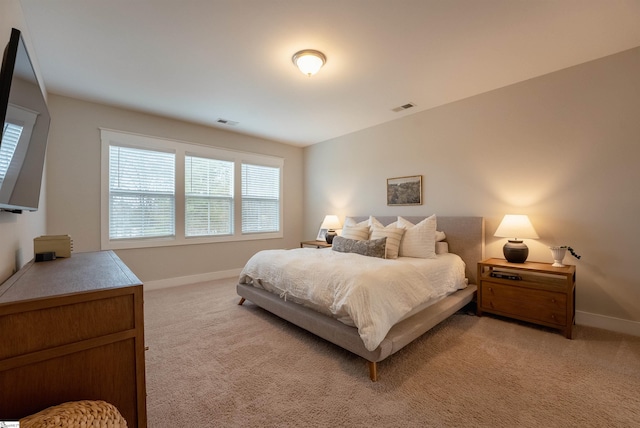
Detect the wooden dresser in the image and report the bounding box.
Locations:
[477,258,576,338]
[0,251,147,427]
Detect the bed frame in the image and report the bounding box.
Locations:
[237,216,485,381]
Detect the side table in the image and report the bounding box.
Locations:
[477,258,576,338]
[300,240,332,248]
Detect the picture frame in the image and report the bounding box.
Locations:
[387,175,422,206]
[316,228,328,241]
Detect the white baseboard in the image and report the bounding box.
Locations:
[576,310,640,337]
[143,268,242,291]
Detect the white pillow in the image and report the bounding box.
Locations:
[397,215,437,259]
[436,230,446,242]
[369,216,397,229]
[370,224,405,259]
[435,241,449,254]
[343,217,369,228]
[340,225,370,241]
[342,217,371,239]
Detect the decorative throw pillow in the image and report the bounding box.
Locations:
[331,236,387,259]
[341,217,371,240]
[397,215,437,259]
[340,225,370,241]
[369,224,405,259]
[436,230,446,242]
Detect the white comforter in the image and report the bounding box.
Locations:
[238,248,466,351]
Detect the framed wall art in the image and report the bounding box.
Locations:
[387,175,422,206]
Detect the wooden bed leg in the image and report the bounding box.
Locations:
[238,297,245,305]
[368,361,378,382]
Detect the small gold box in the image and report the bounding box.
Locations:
[34,235,73,258]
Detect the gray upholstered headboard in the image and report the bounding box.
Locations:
[349,216,485,285]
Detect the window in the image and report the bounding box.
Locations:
[101,129,283,250]
[109,145,175,239]
[185,155,234,237]
[242,163,280,233]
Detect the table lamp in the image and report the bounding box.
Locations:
[321,215,342,244]
[494,214,539,263]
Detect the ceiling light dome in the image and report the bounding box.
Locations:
[292,49,326,77]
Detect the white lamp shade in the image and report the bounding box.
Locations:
[292,50,326,76]
[321,215,342,230]
[494,215,539,239]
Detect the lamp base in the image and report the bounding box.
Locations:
[503,240,529,263]
[325,230,337,244]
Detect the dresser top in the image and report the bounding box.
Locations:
[0,251,141,304]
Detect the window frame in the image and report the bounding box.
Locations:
[100,129,284,250]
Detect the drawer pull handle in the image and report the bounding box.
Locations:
[551,298,556,303]
[551,314,556,319]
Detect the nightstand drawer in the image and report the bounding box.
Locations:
[481,281,567,326]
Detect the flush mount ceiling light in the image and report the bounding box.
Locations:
[292,49,326,77]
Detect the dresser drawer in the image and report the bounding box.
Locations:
[0,292,135,359]
[481,281,567,326]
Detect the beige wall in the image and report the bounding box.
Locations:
[45,95,304,284]
[0,0,47,283]
[304,47,640,329]
[5,0,638,333]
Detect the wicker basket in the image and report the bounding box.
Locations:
[20,400,127,428]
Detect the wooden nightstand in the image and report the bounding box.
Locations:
[300,240,332,248]
[477,258,576,338]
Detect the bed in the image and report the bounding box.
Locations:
[237,215,485,381]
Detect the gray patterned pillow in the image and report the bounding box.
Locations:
[331,236,387,259]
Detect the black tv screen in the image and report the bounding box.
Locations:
[0,28,50,213]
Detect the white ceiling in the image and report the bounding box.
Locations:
[18,0,640,147]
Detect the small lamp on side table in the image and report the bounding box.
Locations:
[494,214,539,263]
[321,215,342,244]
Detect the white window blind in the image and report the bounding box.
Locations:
[101,129,283,250]
[0,123,22,187]
[185,155,234,236]
[242,163,280,233]
[109,145,175,239]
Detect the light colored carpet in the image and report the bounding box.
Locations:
[144,278,640,427]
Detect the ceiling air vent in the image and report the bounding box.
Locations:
[391,102,416,113]
[216,118,239,126]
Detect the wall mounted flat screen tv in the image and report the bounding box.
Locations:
[0,28,50,213]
